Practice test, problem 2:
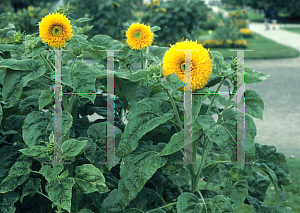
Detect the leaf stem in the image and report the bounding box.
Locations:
[145,46,149,68]
[197,190,208,213]
[206,77,225,116]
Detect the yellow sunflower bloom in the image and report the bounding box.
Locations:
[153,0,160,6]
[126,23,154,50]
[162,39,213,92]
[39,13,73,49]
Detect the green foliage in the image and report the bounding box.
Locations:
[68,0,136,39]
[141,0,208,46]
[0,11,293,213]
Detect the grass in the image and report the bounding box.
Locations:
[281,27,300,34]
[208,33,299,60]
[198,157,300,212]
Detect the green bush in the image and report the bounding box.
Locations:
[68,0,136,40]
[201,20,218,30]
[141,0,208,46]
[0,3,54,35]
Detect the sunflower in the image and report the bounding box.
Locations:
[126,23,154,50]
[162,39,213,92]
[153,0,160,6]
[39,13,73,49]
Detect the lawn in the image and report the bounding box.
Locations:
[198,157,300,213]
[208,33,299,60]
[281,27,300,34]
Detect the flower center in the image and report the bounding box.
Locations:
[52,26,62,36]
[180,60,193,72]
[134,31,142,39]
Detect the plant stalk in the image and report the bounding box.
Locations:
[206,77,225,116]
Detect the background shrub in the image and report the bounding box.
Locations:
[141,0,208,46]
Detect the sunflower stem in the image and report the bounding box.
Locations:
[69,57,77,75]
[206,77,225,116]
[218,85,237,120]
[145,46,149,69]
[141,50,144,85]
[161,86,183,131]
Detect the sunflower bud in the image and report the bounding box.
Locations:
[12,30,25,44]
[231,57,237,72]
[72,47,83,57]
[146,64,163,80]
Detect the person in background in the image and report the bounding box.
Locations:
[263,6,271,31]
[270,6,278,30]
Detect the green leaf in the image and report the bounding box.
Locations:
[237,90,264,121]
[254,143,291,186]
[222,179,248,205]
[90,34,124,50]
[100,189,125,213]
[39,164,64,183]
[118,141,167,208]
[248,171,271,202]
[22,110,72,148]
[74,17,93,23]
[168,168,190,187]
[130,85,151,106]
[0,44,22,53]
[19,95,39,112]
[246,195,292,213]
[177,192,204,212]
[46,177,75,213]
[150,26,161,33]
[78,209,94,213]
[62,139,88,160]
[38,90,53,110]
[62,62,97,104]
[244,67,270,84]
[0,59,37,71]
[0,158,32,193]
[204,76,222,88]
[0,104,2,124]
[0,191,19,213]
[254,162,288,204]
[20,178,42,203]
[143,46,168,64]
[158,123,203,157]
[74,164,109,194]
[210,51,224,75]
[18,146,47,158]
[116,98,174,156]
[160,73,185,91]
[192,94,204,121]
[2,65,47,108]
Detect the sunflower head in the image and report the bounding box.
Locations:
[39,13,73,49]
[153,0,160,6]
[162,39,213,92]
[126,23,154,50]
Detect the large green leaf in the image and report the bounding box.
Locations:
[248,170,271,202]
[237,90,264,121]
[20,178,42,203]
[222,179,248,206]
[244,67,270,84]
[254,162,288,204]
[118,141,168,208]
[116,98,174,156]
[0,59,37,71]
[0,191,19,213]
[0,158,32,193]
[74,164,109,194]
[246,195,292,213]
[38,90,53,110]
[62,62,97,103]
[46,177,75,213]
[160,73,185,91]
[176,192,204,212]
[254,143,291,186]
[62,139,88,160]
[143,46,168,64]
[22,110,73,148]
[39,164,64,183]
[2,65,47,108]
[100,189,125,213]
[158,122,203,157]
[19,95,39,113]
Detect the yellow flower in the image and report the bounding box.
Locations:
[155,9,160,12]
[146,2,152,7]
[161,8,167,13]
[28,6,34,11]
[1,37,10,44]
[240,28,252,34]
[126,23,154,50]
[39,13,73,49]
[18,11,22,15]
[42,9,48,14]
[153,0,160,6]
[29,12,34,17]
[228,12,232,18]
[234,11,240,16]
[241,9,247,15]
[162,39,213,92]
